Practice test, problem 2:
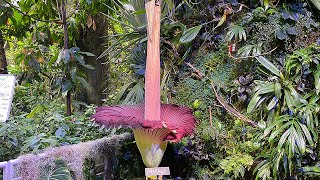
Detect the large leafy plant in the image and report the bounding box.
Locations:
[226,25,247,42]
[56,47,95,97]
[247,56,301,116]
[248,52,319,178]
[285,44,320,93]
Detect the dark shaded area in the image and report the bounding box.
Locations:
[0,31,8,74]
[76,14,109,106]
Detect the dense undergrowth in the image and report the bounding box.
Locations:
[0,82,112,162]
[1,0,320,179]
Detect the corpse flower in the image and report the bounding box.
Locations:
[91,0,196,168]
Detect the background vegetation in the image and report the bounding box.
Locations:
[1,0,320,179]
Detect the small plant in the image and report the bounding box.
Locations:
[226,25,246,42]
[237,43,262,57]
[234,74,254,101]
[219,153,254,179]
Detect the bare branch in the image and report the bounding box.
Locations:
[186,62,258,128]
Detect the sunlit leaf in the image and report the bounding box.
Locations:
[268,121,291,143]
[309,0,320,10]
[299,166,320,175]
[247,94,261,113]
[255,56,280,76]
[179,25,202,43]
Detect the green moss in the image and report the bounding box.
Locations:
[219,153,254,176]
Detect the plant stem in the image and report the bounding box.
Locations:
[145,0,161,121]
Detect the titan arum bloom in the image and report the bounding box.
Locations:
[91,0,196,168]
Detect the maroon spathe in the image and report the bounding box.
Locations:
[91,104,196,142]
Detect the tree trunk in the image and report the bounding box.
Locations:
[62,0,72,116]
[0,30,8,74]
[76,14,108,105]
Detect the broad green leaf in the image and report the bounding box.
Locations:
[26,104,44,118]
[256,82,275,95]
[74,55,85,65]
[267,97,278,110]
[277,128,291,150]
[288,85,300,101]
[299,166,320,175]
[269,121,291,142]
[298,122,314,146]
[227,29,235,42]
[263,0,270,9]
[238,44,262,57]
[21,135,39,150]
[256,161,271,179]
[273,150,284,177]
[288,130,295,158]
[293,121,306,153]
[310,95,320,104]
[309,0,320,10]
[275,82,282,99]
[41,138,58,146]
[21,134,46,152]
[62,80,73,97]
[284,90,295,110]
[258,121,267,129]
[263,117,288,137]
[255,56,280,76]
[247,94,261,113]
[179,25,202,43]
[293,134,304,156]
[299,98,308,104]
[254,160,269,173]
[256,96,268,110]
[55,127,67,138]
[239,165,245,177]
